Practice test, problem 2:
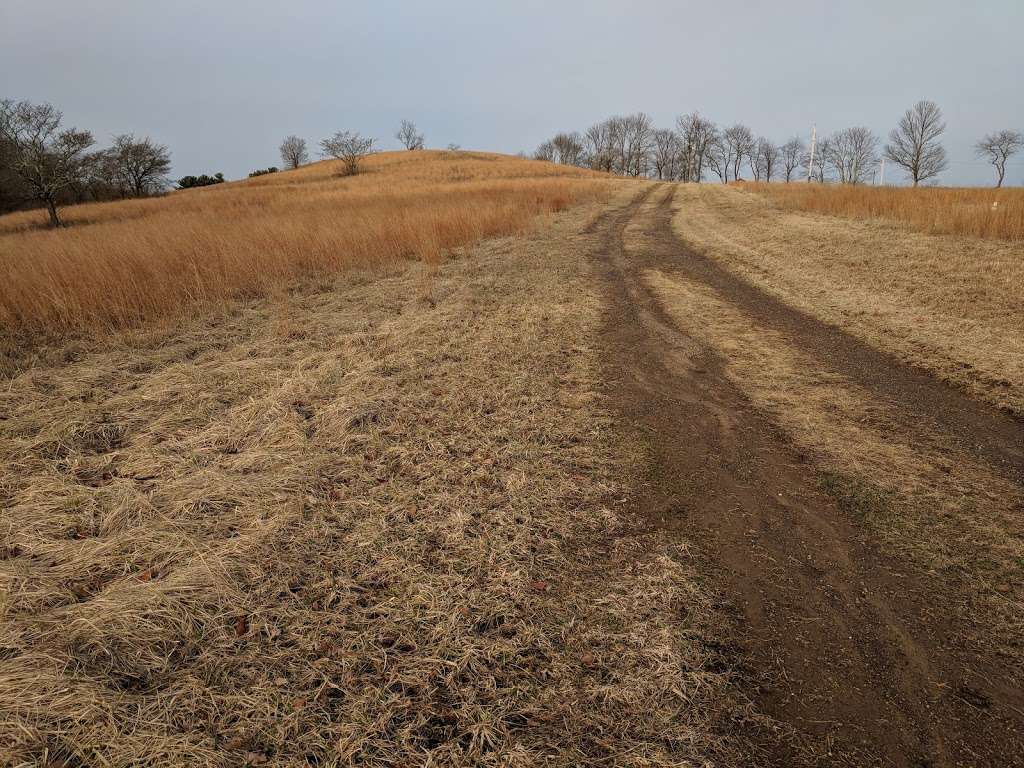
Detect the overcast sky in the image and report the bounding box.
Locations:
[2,0,1022,186]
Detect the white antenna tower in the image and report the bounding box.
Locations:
[879,157,886,185]
[806,124,817,182]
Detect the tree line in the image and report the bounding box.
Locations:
[533,101,1023,188]
[0,99,174,225]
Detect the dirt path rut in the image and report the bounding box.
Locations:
[592,184,1024,767]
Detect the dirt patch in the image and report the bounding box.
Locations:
[593,184,1024,766]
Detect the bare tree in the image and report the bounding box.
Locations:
[676,113,716,182]
[622,113,654,177]
[533,140,556,162]
[279,135,308,170]
[0,99,95,227]
[396,119,424,150]
[108,134,171,197]
[975,129,1024,188]
[780,137,806,182]
[807,137,832,183]
[651,128,681,180]
[828,127,878,184]
[706,134,731,183]
[320,130,375,175]
[884,100,948,186]
[584,120,615,172]
[749,138,779,182]
[724,124,755,181]
[551,132,586,166]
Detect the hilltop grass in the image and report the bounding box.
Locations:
[0,151,609,345]
[743,182,1024,241]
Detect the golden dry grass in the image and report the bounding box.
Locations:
[0,150,609,346]
[672,184,1024,414]
[0,191,746,767]
[745,182,1024,240]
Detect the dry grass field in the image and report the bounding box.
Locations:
[674,184,1024,414]
[4,155,1023,765]
[0,150,608,355]
[0,180,757,766]
[746,182,1024,240]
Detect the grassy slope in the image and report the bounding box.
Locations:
[0,151,608,350]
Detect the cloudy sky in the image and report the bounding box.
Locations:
[2,0,1022,185]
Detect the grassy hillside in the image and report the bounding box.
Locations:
[0,151,608,343]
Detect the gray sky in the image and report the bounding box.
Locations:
[2,0,1022,185]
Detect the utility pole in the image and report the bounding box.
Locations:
[806,124,817,182]
[879,157,886,186]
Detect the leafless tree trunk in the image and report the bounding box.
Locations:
[975,129,1024,188]
[279,135,308,170]
[396,119,424,150]
[884,100,948,186]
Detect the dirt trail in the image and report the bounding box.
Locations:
[592,183,1024,766]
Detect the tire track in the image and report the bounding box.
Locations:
[592,183,1024,767]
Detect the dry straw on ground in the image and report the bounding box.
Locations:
[0,190,745,766]
[672,184,1024,414]
[0,151,608,350]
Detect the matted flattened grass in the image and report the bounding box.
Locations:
[0,194,744,767]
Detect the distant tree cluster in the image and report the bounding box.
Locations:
[534,101,1022,187]
[248,166,279,177]
[176,172,224,189]
[0,98,172,226]
[278,130,377,176]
